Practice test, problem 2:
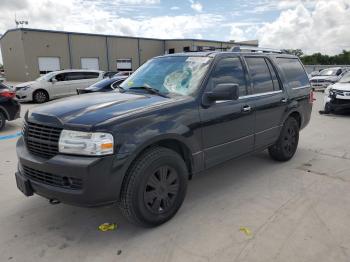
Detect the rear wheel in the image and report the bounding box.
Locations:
[0,111,6,131]
[33,90,49,103]
[118,146,188,227]
[268,117,299,161]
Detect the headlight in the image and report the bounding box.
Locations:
[58,130,114,156]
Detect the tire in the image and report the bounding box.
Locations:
[33,90,49,103]
[324,102,331,114]
[268,117,299,162]
[118,146,188,227]
[0,111,6,131]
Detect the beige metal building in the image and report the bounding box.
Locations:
[0,28,258,82]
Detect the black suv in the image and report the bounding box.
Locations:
[0,82,20,131]
[16,51,312,227]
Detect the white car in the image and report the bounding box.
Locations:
[15,70,104,103]
[323,71,350,113]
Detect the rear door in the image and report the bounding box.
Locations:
[199,56,255,168]
[244,56,288,149]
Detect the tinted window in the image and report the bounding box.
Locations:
[82,72,99,79]
[277,58,309,88]
[246,57,274,94]
[266,59,281,91]
[65,72,84,81]
[54,73,67,82]
[207,57,247,97]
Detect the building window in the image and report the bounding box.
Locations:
[168,48,175,54]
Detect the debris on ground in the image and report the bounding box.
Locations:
[239,227,252,236]
[98,223,117,232]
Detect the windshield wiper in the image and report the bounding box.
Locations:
[128,85,168,98]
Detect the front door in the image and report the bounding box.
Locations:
[199,56,255,168]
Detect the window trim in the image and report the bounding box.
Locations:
[244,56,281,95]
[204,55,249,97]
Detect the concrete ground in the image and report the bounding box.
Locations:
[0,93,349,262]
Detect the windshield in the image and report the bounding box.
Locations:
[120,56,212,96]
[319,68,340,76]
[339,72,350,83]
[35,72,57,81]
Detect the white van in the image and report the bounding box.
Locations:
[15,70,104,103]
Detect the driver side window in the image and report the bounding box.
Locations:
[206,57,247,97]
[54,73,67,82]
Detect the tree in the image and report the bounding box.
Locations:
[300,50,350,65]
[282,49,304,57]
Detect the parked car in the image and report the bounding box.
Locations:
[114,71,133,77]
[103,71,118,78]
[15,70,104,103]
[15,51,312,227]
[0,82,20,131]
[322,71,350,113]
[310,67,349,90]
[77,76,127,94]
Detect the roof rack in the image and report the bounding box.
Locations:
[231,46,284,54]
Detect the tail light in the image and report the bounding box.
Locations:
[0,89,16,98]
[309,90,315,104]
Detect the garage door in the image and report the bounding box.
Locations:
[81,58,99,70]
[38,57,60,75]
[116,59,132,71]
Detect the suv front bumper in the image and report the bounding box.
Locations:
[16,137,129,207]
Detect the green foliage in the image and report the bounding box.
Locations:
[281,49,304,57]
[300,50,350,65]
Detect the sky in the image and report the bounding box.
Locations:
[0,0,350,64]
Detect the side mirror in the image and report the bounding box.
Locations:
[51,78,57,83]
[203,83,239,106]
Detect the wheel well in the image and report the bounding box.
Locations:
[130,139,193,180]
[289,111,301,128]
[155,139,193,179]
[33,89,49,99]
[0,108,8,120]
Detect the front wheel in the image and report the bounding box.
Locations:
[268,117,299,161]
[33,90,49,103]
[118,146,188,227]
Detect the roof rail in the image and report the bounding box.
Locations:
[231,46,284,54]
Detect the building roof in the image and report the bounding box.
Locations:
[0,28,257,46]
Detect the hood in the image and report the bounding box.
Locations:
[15,81,36,88]
[330,82,350,91]
[310,75,339,81]
[27,92,180,129]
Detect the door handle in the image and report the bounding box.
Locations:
[242,105,252,112]
[281,98,288,103]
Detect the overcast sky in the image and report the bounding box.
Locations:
[1,0,350,64]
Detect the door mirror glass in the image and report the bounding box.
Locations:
[203,83,239,106]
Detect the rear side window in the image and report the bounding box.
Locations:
[246,57,274,94]
[82,72,99,79]
[65,72,84,81]
[207,57,247,97]
[276,58,309,88]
